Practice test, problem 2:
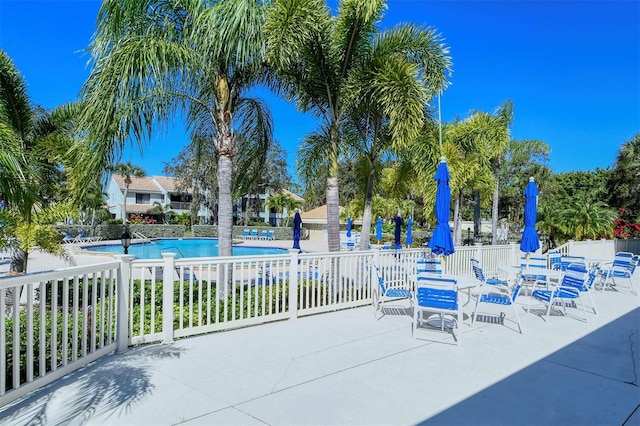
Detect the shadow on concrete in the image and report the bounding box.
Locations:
[418,307,640,426]
[0,344,183,425]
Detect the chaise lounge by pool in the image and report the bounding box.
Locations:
[84,238,288,259]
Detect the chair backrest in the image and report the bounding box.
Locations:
[417,257,443,275]
[585,266,599,291]
[548,251,561,270]
[560,255,586,271]
[373,265,387,293]
[613,252,634,269]
[250,229,258,237]
[267,230,274,238]
[470,258,485,281]
[561,263,588,291]
[243,229,249,236]
[521,255,547,269]
[415,273,458,309]
[78,229,86,238]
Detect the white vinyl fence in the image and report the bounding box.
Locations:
[1,240,616,406]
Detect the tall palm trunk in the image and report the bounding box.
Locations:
[491,163,500,245]
[326,123,341,252]
[360,167,375,250]
[122,187,128,224]
[453,191,462,246]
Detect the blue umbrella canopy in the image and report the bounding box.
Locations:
[429,157,455,256]
[375,217,383,242]
[293,211,302,250]
[520,177,540,253]
[346,216,352,238]
[406,217,413,246]
[394,215,403,249]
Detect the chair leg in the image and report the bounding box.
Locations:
[512,303,523,334]
[545,295,554,319]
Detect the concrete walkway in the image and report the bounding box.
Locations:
[1,272,639,425]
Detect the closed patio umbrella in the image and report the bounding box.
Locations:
[293,210,302,250]
[406,217,413,246]
[346,216,352,238]
[520,177,540,256]
[429,157,455,256]
[375,217,383,243]
[394,215,403,249]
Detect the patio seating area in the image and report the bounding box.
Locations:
[1,263,638,425]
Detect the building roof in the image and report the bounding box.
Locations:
[113,175,162,192]
[282,189,305,203]
[123,203,156,214]
[300,205,344,224]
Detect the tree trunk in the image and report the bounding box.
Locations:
[491,169,500,245]
[453,192,462,246]
[122,188,128,224]
[360,166,375,250]
[473,190,481,241]
[326,123,341,252]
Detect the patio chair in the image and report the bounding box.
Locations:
[560,255,586,271]
[599,252,638,295]
[249,229,258,240]
[241,229,250,240]
[258,230,268,240]
[472,272,523,334]
[371,264,413,320]
[413,274,461,345]
[470,258,507,286]
[549,250,562,270]
[526,263,591,322]
[266,230,275,240]
[416,257,443,275]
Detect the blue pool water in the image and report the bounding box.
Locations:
[86,238,288,259]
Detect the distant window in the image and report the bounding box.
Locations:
[136,193,150,204]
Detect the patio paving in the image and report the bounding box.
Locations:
[1,270,639,425]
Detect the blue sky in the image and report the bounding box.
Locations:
[1,0,638,180]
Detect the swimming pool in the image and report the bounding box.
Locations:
[85,238,288,259]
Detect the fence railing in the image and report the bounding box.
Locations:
[0,261,123,406]
[1,240,616,407]
[551,239,615,262]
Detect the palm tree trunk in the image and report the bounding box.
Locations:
[218,153,233,257]
[326,124,341,252]
[491,169,500,245]
[453,192,462,246]
[360,165,375,250]
[122,188,128,224]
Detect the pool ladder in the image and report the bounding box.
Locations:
[161,246,186,259]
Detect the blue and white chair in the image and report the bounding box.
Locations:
[560,255,586,271]
[600,252,638,295]
[416,257,443,275]
[549,250,562,270]
[241,229,250,240]
[372,264,413,319]
[266,230,275,240]
[413,274,461,344]
[472,273,523,334]
[470,258,507,286]
[249,229,258,240]
[527,263,591,322]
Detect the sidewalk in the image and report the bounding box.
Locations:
[1,280,638,425]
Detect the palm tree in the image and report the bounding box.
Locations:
[264,0,451,251]
[264,193,288,226]
[112,162,146,224]
[607,134,640,218]
[78,0,273,262]
[0,49,79,273]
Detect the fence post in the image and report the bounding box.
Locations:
[162,253,176,344]
[116,255,133,353]
[289,249,299,320]
[510,243,519,267]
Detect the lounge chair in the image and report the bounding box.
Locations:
[249,229,258,240]
[266,230,275,240]
[258,230,268,240]
[242,229,250,240]
[61,231,79,244]
[78,229,101,242]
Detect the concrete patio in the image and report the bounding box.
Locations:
[1,272,638,425]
